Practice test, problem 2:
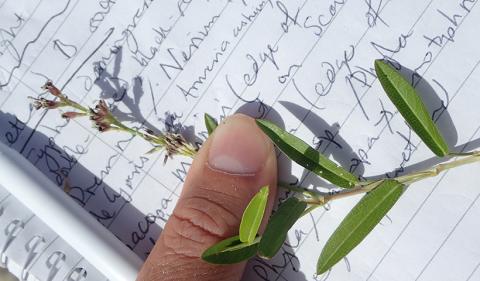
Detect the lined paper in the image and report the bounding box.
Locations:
[1,0,480,280]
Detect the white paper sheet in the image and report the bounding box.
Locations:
[1,0,480,280]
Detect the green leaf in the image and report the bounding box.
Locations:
[239,186,269,244]
[256,119,358,188]
[204,113,218,135]
[317,179,404,274]
[202,235,259,264]
[374,59,449,157]
[259,197,307,258]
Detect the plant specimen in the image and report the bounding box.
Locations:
[200,60,480,275]
[33,60,480,276]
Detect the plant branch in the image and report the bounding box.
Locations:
[33,81,198,159]
[283,150,480,211]
[396,150,480,185]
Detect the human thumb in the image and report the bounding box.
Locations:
[137,114,278,281]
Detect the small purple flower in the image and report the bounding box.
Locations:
[41,80,62,97]
[90,100,113,132]
[29,97,62,109]
[61,111,86,119]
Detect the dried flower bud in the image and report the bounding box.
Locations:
[29,96,62,110]
[145,128,155,135]
[95,100,110,115]
[164,132,188,159]
[90,100,114,132]
[41,80,62,97]
[89,108,101,121]
[95,122,111,132]
[62,111,86,119]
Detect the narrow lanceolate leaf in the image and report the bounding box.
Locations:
[374,60,449,157]
[204,113,218,135]
[259,197,307,258]
[317,179,404,274]
[239,186,269,244]
[256,119,358,188]
[202,235,259,264]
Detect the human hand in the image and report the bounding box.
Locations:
[137,114,277,281]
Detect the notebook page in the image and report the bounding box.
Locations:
[1,0,480,280]
[0,184,109,281]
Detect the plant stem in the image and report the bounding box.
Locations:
[67,100,88,112]
[289,150,480,212]
[396,150,480,185]
[278,181,327,202]
[323,180,384,203]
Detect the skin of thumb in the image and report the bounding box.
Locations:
[137,114,277,281]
